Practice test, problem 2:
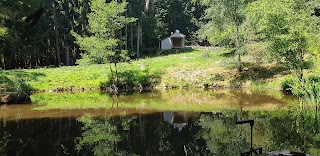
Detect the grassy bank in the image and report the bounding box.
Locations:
[1,47,317,91]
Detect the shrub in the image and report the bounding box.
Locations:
[100,69,161,89]
[281,75,296,94]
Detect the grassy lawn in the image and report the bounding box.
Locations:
[2,47,317,91]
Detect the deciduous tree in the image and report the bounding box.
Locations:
[195,0,254,72]
[245,0,320,80]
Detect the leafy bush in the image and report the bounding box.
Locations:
[100,69,161,89]
[284,75,320,100]
[76,50,131,66]
[281,75,296,94]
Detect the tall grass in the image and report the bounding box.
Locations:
[292,77,320,110]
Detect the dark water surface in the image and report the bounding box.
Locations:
[0,89,319,156]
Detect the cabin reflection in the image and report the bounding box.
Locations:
[162,112,188,132]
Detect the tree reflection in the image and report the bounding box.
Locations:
[76,115,138,156]
[0,131,10,155]
[75,109,320,156]
[76,113,209,156]
[197,112,249,156]
[260,109,320,154]
[241,109,320,155]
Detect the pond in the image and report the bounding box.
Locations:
[0,89,319,155]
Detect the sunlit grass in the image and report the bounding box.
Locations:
[1,47,303,91]
[0,48,247,91]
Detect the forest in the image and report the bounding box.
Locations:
[0,0,205,69]
[1,0,320,92]
[1,0,320,75]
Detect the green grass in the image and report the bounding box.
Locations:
[1,48,231,90]
[2,47,316,91]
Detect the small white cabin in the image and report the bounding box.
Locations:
[161,30,186,50]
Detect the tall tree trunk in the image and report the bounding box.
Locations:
[299,50,304,81]
[234,0,241,72]
[140,21,142,53]
[114,62,118,85]
[65,46,70,66]
[72,47,77,65]
[53,1,61,67]
[137,21,140,59]
[130,7,134,50]
[3,55,6,69]
[125,9,128,50]
[131,23,134,49]
[236,25,242,72]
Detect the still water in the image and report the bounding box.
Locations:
[0,89,319,156]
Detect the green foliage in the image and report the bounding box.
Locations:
[101,68,161,89]
[197,0,246,45]
[196,0,254,71]
[281,75,296,94]
[72,0,135,65]
[245,0,320,79]
[0,27,8,38]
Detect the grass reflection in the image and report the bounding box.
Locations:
[31,89,292,111]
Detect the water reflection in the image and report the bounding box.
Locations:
[74,110,320,156]
[0,117,81,155]
[1,89,319,155]
[1,109,320,155]
[0,89,293,121]
[163,112,188,132]
[76,115,137,155]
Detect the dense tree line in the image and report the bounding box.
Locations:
[0,0,204,69]
[1,0,320,78]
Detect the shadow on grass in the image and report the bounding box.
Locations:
[1,71,45,93]
[2,70,46,81]
[231,63,290,84]
[220,49,236,58]
[143,47,196,58]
